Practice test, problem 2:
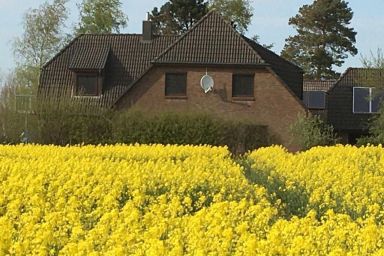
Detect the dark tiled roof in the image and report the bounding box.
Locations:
[40,11,304,108]
[244,38,303,99]
[327,68,384,131]
[40,34,177,108]
[69,42,110,70]
[153,12,264,65]
[335,68,384,88]
[303,80,336,92]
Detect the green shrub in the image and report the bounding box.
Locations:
[0,109,37,144]
[356,104,384,146]
[290,114,338,150]
[112,111,269,153]
[35,101,113,145]
[1,100,269,153]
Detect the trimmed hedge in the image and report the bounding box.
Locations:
[35,103,112,145]
[113,111,269,154]
[1,105,269,153]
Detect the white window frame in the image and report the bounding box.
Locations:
[352,87,378,114]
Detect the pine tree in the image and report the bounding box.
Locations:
[281,0,357,79]
[150,0,208,36]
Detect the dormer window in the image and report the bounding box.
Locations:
[69,45,110,97]
[75,72,101,97]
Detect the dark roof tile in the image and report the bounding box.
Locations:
[303,80,336,92]
[40,11,304,108]
[153,12,264,65]
[335,68,384,88]
[40,34,177,108]
[69,40,110,70]
[244,37,304,99]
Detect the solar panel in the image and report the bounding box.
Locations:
[303,91,326,109]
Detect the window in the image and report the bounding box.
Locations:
[303,91,326,109]
[232,74,254,98]
[353,87,384,113]
[165,73,187,97]
[76,73,100,96]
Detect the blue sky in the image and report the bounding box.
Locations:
[0,0,383,75]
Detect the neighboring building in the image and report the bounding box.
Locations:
[328,68,384,144]
[303,80,336,119]
[39,11,307,150]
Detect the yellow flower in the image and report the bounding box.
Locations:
[0,144,383,255]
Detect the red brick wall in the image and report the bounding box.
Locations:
[116,66,306,151]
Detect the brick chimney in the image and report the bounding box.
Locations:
[142,20,153,42]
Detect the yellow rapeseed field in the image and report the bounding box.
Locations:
[0,144,383,255]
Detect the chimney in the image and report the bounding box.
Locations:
[142,20,153,42]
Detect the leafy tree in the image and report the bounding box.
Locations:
[0,69,3,88]
[361,48,384,70]
[150,3,175,36]
[209,0,253,34]
[0,72,36,143]
[281,0,357,79]
[149,0,208,36]
[76,0,128,34]
[13,0,69,92]
[290,114,338,150]
[356,49,384,93]
[149,0,253,35]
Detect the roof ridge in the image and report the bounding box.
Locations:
[152,11,264,64]
[152,11,216,63]
[222,14,265,64]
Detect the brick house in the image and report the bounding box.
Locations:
[39,11,307,150]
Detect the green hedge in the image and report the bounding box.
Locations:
[35,103,113,145]
[1,104,269,153]
[112,111,269,154]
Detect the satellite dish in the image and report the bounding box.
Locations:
[200,74,214,93]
